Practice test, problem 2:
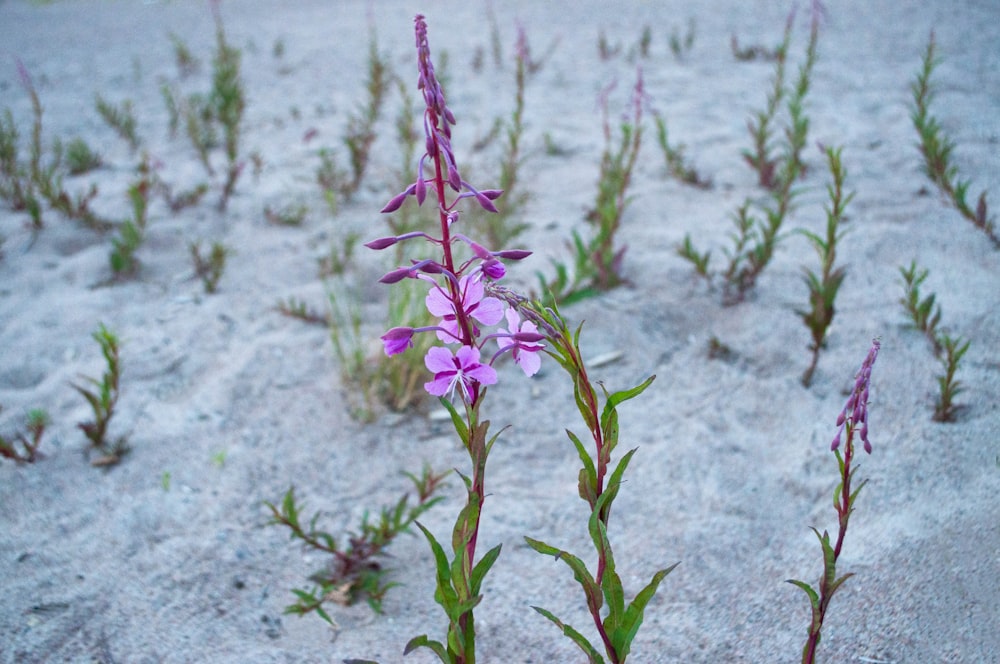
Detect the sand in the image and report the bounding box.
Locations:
[1,1,998,662]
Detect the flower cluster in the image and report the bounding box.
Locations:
[366,14,544,406]
[831,338,880,453]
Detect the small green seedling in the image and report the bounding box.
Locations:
[190,240,229,293]
[95,94,140,152]
[0,407,50,464]
[797,146,852,387]
[266,465,449,619]
[932,334,970,423]
[65,137,102,175]
[72,324,128,466]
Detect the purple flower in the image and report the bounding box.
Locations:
[831,338,880,453]
[426,274,504,343]
[497,309,544,377]
[424,345,497,400]
[381,327,415,356]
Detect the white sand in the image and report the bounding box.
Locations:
[1,1,998,662]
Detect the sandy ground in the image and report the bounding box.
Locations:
[1,1,998,662]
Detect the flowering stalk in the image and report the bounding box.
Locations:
[788,338,880,664]
[366,16,540,663]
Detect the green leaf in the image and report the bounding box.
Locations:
[786,578,819,610]
[415,522,459,614]
[613,563,678,657]
[470,543,502,596]
[595,448,638,525]
[567,429,598,507]
[439,397,469,447]
[524,536,603,614]
[403,634,450,662]
[531,606,606,664]
[826,571,855,600]
[599,375,656,434]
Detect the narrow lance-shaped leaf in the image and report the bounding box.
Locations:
[531,605,606,664]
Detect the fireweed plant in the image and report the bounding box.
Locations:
[544,72,646,305]
[469,24,532,250]
[788,338,880,664]
[797,145,852,387]
[364,17,534,660]
[897,262,970,422]
[741,7,794,189]
[910,32,997,247]
[95,94,141,153]
[72,323,128,466]
[362,18,669,662]
[11,61,109,232]
[266,464,448,619]
[515,297,669,664]
[0,406,50,464]
[678,6,820,303]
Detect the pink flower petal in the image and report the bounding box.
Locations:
[472,296,504,326]
[424,346,457,373]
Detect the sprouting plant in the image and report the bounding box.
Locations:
[156,177,208,212]
[266,465,449,620]
[95,94,140,152]
[933,334,970,423]
[638,24,653,58]
[798,146,852,387]
[544,71,646,304]
[730,34,783,62]
[653,112,710,189]
[264,202,308,226]
[14,62,73,229]
[675,234,711,280]
[896,261,971,421]
[789,338,880,664]
[677,2,821,299]
[0,107,39,220]
[598,30,621,60]
[485,0,503,69]
[898,260,942,353]
[519,299,674,664]
[72,324,128,466]
[317,29,392,208]
[64,137,102,175]
[317,231,360,277]
[780,3,821,190]
[169,32,200,77]
[910,32,998,247]
[668,18,696,60]
[742,7,794,189]
[0,407,50,464]
[110,158,153,275]
[325,275,434,422]
[189,240,229,293]
[471,23,532,249]
[209,2,246,211]
[12,62,110,231]
[345,30,391,194]
[182,91,219,175]
[277,297,329,326]
[381,77,424,238]
[325,282,376,421]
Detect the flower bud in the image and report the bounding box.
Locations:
[365,236,399,250]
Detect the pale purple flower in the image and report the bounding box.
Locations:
[426,274,504,343]
[497,308,544,377]
[831,338,880,453]
[381,327,415,356]
[424,345,497,400]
